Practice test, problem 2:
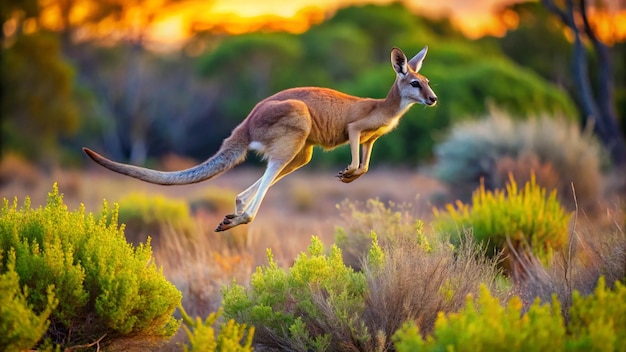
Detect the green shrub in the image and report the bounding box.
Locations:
[223,233,500,350]
[222,236,367,350]
[567,277,626,351]
[181,307,254,352]
[393,277,625,352]
[394,285,565,351]
[0,251,57,352]
[433,111,602,210]
[115,192,196,245]
[0,184,181,350]
[434,175,571,270]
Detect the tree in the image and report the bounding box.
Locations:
[541,0,626,166]
[497,2,572,87]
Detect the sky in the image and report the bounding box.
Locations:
[148,0,522,49]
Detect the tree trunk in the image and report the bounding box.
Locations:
[542,0,626,167]
[578,0,626,166]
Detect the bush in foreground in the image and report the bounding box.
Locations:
[0,184,181,350]
[222,233,499,351]
[394,278,626,352]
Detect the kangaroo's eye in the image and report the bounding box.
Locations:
[410,81,421,88]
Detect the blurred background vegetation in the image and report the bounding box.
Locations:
[1,0,625,172]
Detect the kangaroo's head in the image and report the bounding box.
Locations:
[391,46,438,107]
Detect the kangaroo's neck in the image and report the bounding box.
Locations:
[374,81,413,119]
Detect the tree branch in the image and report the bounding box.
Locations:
[64,334,107,352]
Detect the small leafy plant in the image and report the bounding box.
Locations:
[434,174,571,268]
[180,307,254,352]
[0,184,182,350]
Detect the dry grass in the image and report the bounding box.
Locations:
[279,235,502,352]
[509,201,626,315]
[360,235,501,345]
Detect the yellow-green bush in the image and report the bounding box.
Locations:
[181,307,254,352]
[0,185,181,350]
[115,192,196,245]
[393,278,625,352]
[434,175,571,264]
[0,251,57,352]
[222,236,368,350]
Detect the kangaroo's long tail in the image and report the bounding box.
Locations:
[83,126,249,185]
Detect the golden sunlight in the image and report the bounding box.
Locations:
[145,0,524,48]
[32,0,626,50]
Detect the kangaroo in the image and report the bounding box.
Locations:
[83,46,437,231]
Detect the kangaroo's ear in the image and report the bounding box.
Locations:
[391,47,408,76]
[408,46,428,72]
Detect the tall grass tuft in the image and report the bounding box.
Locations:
[509,207,625,313]
[359,234,500,342]
[335,199,422,270]
[434,110,603,210]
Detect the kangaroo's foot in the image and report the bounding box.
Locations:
[336,167,366,183]
[215,213,252,232]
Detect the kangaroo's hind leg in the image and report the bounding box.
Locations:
[216,100,312,232]
[232,144,314,216]
[216,158,287,231]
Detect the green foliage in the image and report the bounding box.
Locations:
[394,285,566,351]
[434,111,602,208]
[181,307,254,352]
[0,251,57,352]
[222,236,368,350]
[115,192,196,245]
[2,33,80,160]
[328,3,438,59]
[497,2,571,85]
[434,175,571,263]
[393,278,626,352]
[567,278,626,351]
[198,32,303,119]
[0,184,182,349]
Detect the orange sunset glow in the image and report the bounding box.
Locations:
[145,0,626,50]
[147,0,524,49]
[30,0,626,51]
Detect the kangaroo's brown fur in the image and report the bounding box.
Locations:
[83,46,438,231]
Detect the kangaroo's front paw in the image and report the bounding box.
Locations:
[336,167,364,183]
[336,166,355,178]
